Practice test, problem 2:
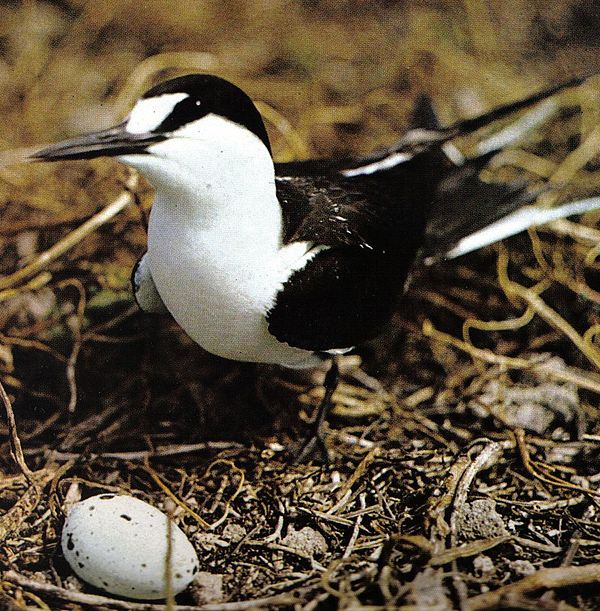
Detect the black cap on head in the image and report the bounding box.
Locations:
[143,74,271,152]
[31,74,272,162]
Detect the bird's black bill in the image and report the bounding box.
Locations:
[30,122,165,162]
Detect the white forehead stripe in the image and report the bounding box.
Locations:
[126,93,189,134]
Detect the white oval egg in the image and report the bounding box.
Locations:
[61,494,199,600]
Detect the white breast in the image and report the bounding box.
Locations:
[120,115,322,368]
[147,198,321,368]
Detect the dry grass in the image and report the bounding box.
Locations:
[1,0,600,609]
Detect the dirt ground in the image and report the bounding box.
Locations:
[1,1,600,609]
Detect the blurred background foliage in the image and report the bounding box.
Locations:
[1,0,599,153]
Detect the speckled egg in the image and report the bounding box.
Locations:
[61,494,199,600]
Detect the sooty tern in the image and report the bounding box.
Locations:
[31,73,600,459]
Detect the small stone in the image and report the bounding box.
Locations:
[456,499,508,540]
[470,368,579,435]
[509,559,536,576]
[191,572,224,604]
[473,554,495,577]
[408,568,451,609]
[222,523,246,543]
[281,526,328,557]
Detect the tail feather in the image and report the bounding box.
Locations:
[424,196,600,265]
[418,73,600,264]
[340,73,594,178]
[277,73,595,179]
[437,73,592,143]
[474,99,558,157]
[422,160,536,261]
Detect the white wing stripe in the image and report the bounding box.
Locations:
[341,152,414,177]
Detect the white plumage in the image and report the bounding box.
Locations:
[122,112,324,367]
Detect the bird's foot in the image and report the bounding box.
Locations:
[292,425,330,464]
[290,358,340,464]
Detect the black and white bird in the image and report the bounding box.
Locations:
[31,73,599,457]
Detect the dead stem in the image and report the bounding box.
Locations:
[143,457,210,530]
[423,319,600,392]
[0,173,138,291]
[0,379,32,480]
[466,563,600,610]
[4,570,298,609]
[514,428,600,498]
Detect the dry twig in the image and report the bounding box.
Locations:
[466,563,600,610]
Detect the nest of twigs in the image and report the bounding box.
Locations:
[1,1,600,609]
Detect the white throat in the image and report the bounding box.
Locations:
[119,114,318,367]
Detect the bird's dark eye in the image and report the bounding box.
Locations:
[151,97,207,133]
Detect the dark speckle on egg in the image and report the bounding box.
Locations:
[120,514,132,521]
[175,572,182,579]
[99,494,115,500]
[78,562,85,568]
[66,533,75,551]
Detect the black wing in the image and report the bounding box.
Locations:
[270,150,541,351]
[268,150,447,351]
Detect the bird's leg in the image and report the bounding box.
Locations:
[293,358,339,463]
